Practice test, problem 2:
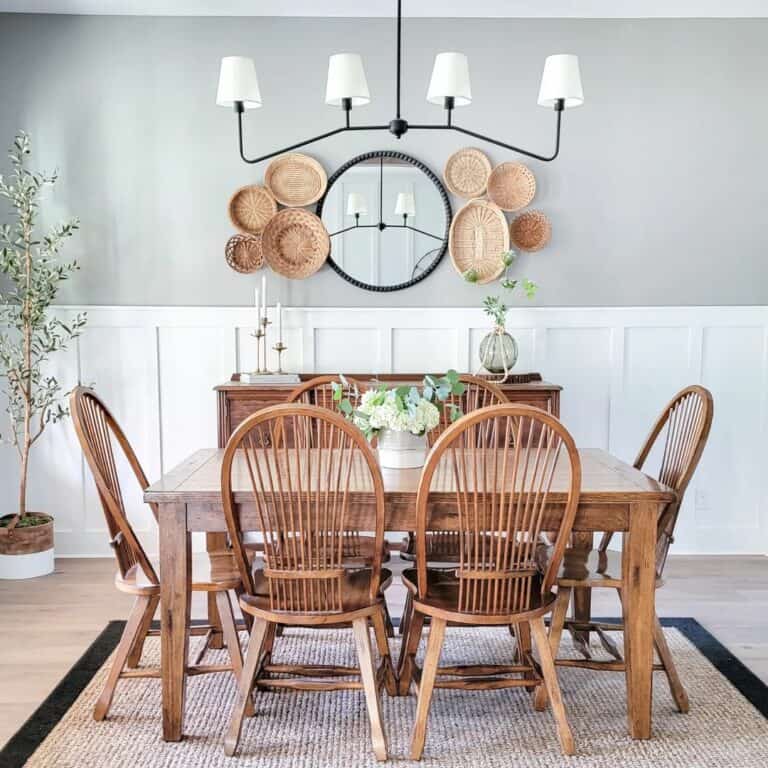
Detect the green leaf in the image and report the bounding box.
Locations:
[339,399,353,415]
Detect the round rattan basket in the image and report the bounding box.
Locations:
[225,234,263,274]
[449,199,509,284]
[510,209,551,252]
[262,209,330,279]
[487,162,536,212]
[265,153,328,207]
[228,185,277,234]
[444,147,492,199]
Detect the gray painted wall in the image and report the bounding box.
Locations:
[0,13,766,307]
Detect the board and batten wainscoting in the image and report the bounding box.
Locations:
[0,305,765,558]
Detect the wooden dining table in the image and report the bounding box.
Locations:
[144,446,675,744]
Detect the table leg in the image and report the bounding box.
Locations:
[622,501,656,740]
[206,532,227,649]
[571,531,593,648]
[160,502,191,742]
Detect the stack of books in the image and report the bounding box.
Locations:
[239,372,301,385]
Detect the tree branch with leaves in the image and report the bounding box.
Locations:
[0,132,86,531]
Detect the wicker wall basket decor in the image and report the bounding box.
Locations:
[225,234,264,274]
[510,209,552,252]
[487,162,536,212]
[265,153,328,207]
[228,185,277,234]
[262,208,330,279]
[449,199,509,284]
[443,147,492,199]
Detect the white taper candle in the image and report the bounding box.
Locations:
[261,275,267,321]
[277,302,282,340]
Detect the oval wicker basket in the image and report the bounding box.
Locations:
[449,199,509,284]
[443,147,492,199]
[265,153,328,207]
[262,209,330,279]
[510,209,551,252]
[225,234,263,274]
[228,185,277,234]
[487,162,536,211]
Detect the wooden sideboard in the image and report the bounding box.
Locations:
[215,372,561,448]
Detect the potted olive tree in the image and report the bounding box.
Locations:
[0,132,86,579]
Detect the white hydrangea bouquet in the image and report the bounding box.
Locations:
[331,372,465,468]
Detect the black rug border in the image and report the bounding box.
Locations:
[0,617,765,767]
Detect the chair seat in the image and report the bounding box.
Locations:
[115,551,242,595]
[239,567,393,623]
[541,546,663,589]
[401,567,555,625]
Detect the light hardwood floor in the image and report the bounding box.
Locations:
[0,554,765,748]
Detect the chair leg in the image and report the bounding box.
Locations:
[653,613,690,713]
[513,621,535,692]
[530,617,575,756]
[534,586,571,711]
[224,618,269,757]
[371,607,397,697]
[352,617,388,761]
[400,589,413,636]
[94,595,153,721]
[126,594,158,669]
[216,590,255,717]
[397,607,425,696]
[382,599,395,638]
[409,616,446,761]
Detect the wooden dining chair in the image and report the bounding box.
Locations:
[540,384,714,713]
[397,403,582,758]
[285,375,394,636]
[70,386,246,722]
[220,403,395,760]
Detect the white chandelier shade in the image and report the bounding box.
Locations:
[326,53,371,107]
[426,52,472,106]
[346,192,368,216]
[538,54,584,109]
[394,192,416,217]
[216,56,262,109]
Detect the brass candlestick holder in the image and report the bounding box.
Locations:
[249,316,272,374]
[272,341,287,374]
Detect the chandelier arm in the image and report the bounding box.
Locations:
[408,106,564,163]
[236,108,390,164]
[390,223,446,241]
[329,223,380,236]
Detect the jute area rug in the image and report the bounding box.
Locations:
[2,619,766,767]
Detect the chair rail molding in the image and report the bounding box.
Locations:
[1,304,766,557]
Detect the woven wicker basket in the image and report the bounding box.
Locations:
[228,185,277,234]
[487,162,536,212]
[265,153,328,207]
[444,147,492,199]
[449,199,509,284]
[510,210,551,252]
[224,234,264,274]
[262,209,330,279]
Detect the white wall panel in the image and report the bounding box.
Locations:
[12,304,766,556]
[392,328,458,373]
[544,327,613,449]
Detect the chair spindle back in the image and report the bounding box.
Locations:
[221,403,386,614]
[634,385,713,575]
[70,387,158,585]
[416,404,581,616]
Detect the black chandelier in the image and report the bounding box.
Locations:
[217,1,584,165]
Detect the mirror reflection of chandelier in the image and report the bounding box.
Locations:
[216,0,584,165]
[329,156,442,241]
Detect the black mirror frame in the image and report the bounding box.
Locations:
[316,150,452,293]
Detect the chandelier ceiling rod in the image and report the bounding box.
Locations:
[222,0,582,166]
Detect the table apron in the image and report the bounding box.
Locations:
[183,501,631,533]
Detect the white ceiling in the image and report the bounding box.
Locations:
[0,0,766,17]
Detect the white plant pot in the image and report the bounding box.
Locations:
[0,549,54,579]
[377,428,428,469]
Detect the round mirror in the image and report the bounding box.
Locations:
[317,151,451,292]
